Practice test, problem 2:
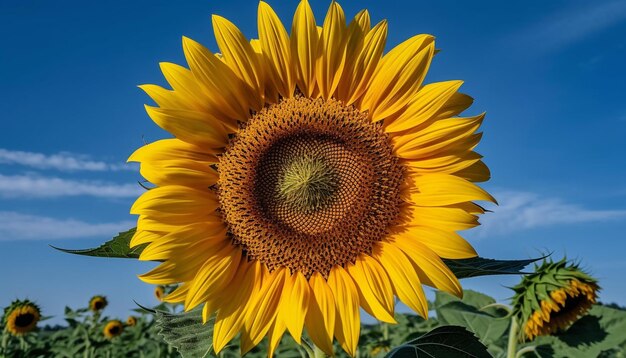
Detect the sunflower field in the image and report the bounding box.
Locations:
[2,0,626,357]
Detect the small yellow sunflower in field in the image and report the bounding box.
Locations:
[154,285,165,301]
[103,320,124,339]
[130,1,493,355]
[89,295,108,312]
[2,300,41,336]
[512,259,599,341]
[126,316,138,327]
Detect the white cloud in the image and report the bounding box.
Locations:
[0,148,134,172]
[0,174,143,198]
[474,190,626,237]
[512,1,626,53]
[0,211,135,241]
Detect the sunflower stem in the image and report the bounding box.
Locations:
[515,345,538,358]
[506,316,519,358]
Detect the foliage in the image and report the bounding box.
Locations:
[2,290,625,357]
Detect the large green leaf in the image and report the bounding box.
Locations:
[521,304,626,357]
[444,256,542,279]
[51,228,145,259]
[435,291,509,356]
[387,325,491,358]
[155,307,215,358]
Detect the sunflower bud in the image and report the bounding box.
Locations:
[511,258,599,341]
[126,315,137,327]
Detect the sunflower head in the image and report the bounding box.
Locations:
[103,320,124,339]
[89,295,108,312]
[126,315,138,327]
[129,0,493,356]
[511,258,600,341]
[2,299,41,336]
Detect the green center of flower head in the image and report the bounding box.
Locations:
[15,313,35,327]
[278,154,338,213]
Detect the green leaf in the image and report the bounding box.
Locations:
[387,325,491,358]
[444,256,543,279]
[51,228,146,259]
[435,291,509,356]
[522,304,626,357]
[154,307,215,358]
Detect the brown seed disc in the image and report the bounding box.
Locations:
[218,96,403,278]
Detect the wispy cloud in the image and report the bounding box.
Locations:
[0,174,143,198]
[511,1,626,53]
[0,211,134,241]
[474,190,626,237]
[0,148,134,172]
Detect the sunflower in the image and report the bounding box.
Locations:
[155,285,165,301]
[126,315,138,327]
[103,320,124,339]
[89,295,108,312]
[129,1,493,356]
[511,259,599,341]
[2,300,41,336]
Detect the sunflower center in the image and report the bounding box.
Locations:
[219,96,403,278]
[15,313,35,328]
[277,154,338,213]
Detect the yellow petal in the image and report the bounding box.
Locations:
[394,239,462,297]
[384,80,464,133]
[212,15,264,101]
[258,1,295,98]
[305,272,336,356]
[213,261,262,353]
[388,225,477,259]
[267,316,287,357]
[402,150,482,174]
[454,160,491,183]
[434,92,474,120]
[405,173,496,206]
[185,244,242,310]
[401,204,480,232]
[182,36,259,117]
[163,283,189,304]
[338,20,387,106]
[328,266,360,357]
[130,229,161,248]
[372,242,428,318]
[346,255,396,323]
[128,138,218,163]
[315,1,347,99]
[140,160,218,188]
[290,0,318,97]
[130,185,218,217]
[362,35,435,121]
[278,271,310,344]
[139,224,226,262]
[139,254,207,284]
[144,105,228,148]
[139,84,189,111]
[245,267,287,346]
[159,62,212,111]
[240,330,255,356]
[392,114,484,158]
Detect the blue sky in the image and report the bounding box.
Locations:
[1,0,625,325]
